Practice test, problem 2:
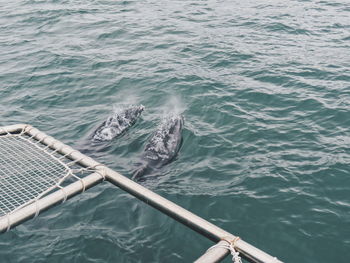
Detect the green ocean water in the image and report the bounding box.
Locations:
[0,0,349,262]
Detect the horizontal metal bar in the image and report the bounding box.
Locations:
[195,241,230,263]
[0,172,103,233]
[0,123,27,135]
[23,125,102,169]
[104,167,281,263]
[1,124,282,263]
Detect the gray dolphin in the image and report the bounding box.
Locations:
[91,105,145,142]
[132,114,184,180]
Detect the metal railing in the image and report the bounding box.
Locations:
[0,124,282,263]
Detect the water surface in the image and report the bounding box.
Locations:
[0,0,349,262]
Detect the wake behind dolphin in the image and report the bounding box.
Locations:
[92,105,144,142]
[132,114,184,180]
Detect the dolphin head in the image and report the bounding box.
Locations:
[142,113,184,167]
[91,104,145,142]
[124,105,145,122]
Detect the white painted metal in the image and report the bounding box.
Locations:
[0,124,283,263]
[195,241,230,263]
[0,172,103,233]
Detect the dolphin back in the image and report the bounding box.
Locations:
[92,105,144,141]
[132,114,184,181]
[143,114,184,167]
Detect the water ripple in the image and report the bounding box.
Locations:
[1,0,350,262]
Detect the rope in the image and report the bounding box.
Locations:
[0,124,108,233]
[207,237,242,263]
[0,127,10,136]
[57,185,68,203]
[71,174,86,193]
[34,198,40,218]
[0,127,99,219]
[6,214,11,232]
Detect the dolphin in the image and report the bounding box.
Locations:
[91,105,145,142]
[132,114,184,180]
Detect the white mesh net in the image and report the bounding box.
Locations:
[0,129,95,219]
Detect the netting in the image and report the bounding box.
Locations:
[0,129,95,219]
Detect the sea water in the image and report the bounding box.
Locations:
[0,0,349,262]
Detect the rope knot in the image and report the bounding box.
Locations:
[207,237,242,263]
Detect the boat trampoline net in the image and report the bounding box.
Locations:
[0,127,100,221]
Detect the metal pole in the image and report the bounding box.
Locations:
[1,124,282,263]
[195,241,230,263]
[104,167,281,263]
[0,124,26,134]
[24,125,102,169]
[0,172,103,233]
